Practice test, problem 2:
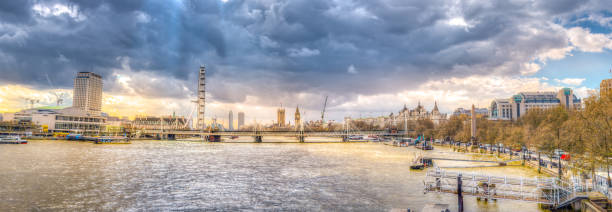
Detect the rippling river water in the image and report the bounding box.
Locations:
[0,140,548,211]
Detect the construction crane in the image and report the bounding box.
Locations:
[53,92,68,106]
[45,73,67,106]
[321,96,328,124]
[24,98,39,109]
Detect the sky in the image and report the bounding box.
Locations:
[0,0,611,126]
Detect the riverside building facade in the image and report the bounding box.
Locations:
[7,107,106,134]
[489,88,581,120]
[601,78,612,96]
[354,101,448,128]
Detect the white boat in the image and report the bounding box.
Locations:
[0,135,28,144]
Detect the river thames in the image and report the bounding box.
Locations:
[1,140,548,211]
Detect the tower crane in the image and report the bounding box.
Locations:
[45,73,67,106]
[321,96,328,124]
[24,98,39,109]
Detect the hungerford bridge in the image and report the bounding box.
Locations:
[138,129,408,142]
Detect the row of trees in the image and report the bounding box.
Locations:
[436,91,611,181]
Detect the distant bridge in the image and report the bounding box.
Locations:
[138,129,408,142]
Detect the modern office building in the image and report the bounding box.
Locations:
[237,112,245,130]
[228,110,234,130]
[277,107,286,127]
[489,88,581,120]
[601,78,612,96]
[73,72,103,115]
[489,99,512,120]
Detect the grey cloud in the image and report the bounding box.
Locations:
[0,0,609,112]
[0,0,32,23]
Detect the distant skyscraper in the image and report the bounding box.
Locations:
[228,110,234,130]
[294,106,301,130]
[73,72,102,114]
[238,112,245,130]
[277,106,286,127]
[197,66,206,130]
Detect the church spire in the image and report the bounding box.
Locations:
[433,101,439,112]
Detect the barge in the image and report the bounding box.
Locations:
[94,136,130,144]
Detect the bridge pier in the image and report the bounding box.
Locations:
[254,136,262,143]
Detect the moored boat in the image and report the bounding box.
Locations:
[94,136,130,144]
[410,156,433,170]
[0,135,28,144]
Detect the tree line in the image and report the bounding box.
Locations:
[436,90,611,181]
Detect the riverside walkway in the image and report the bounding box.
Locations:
[424,157,521,164]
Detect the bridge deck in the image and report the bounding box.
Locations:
[140,130,407,137]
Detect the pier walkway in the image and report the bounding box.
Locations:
[424,168,611,210]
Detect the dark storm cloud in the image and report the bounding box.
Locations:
[0,0,610,110]
[0,0,32,23]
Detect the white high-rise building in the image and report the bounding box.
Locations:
[228,110,234,130]
[73,72,103,114]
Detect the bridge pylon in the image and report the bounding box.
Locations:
[254,130,262,143]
